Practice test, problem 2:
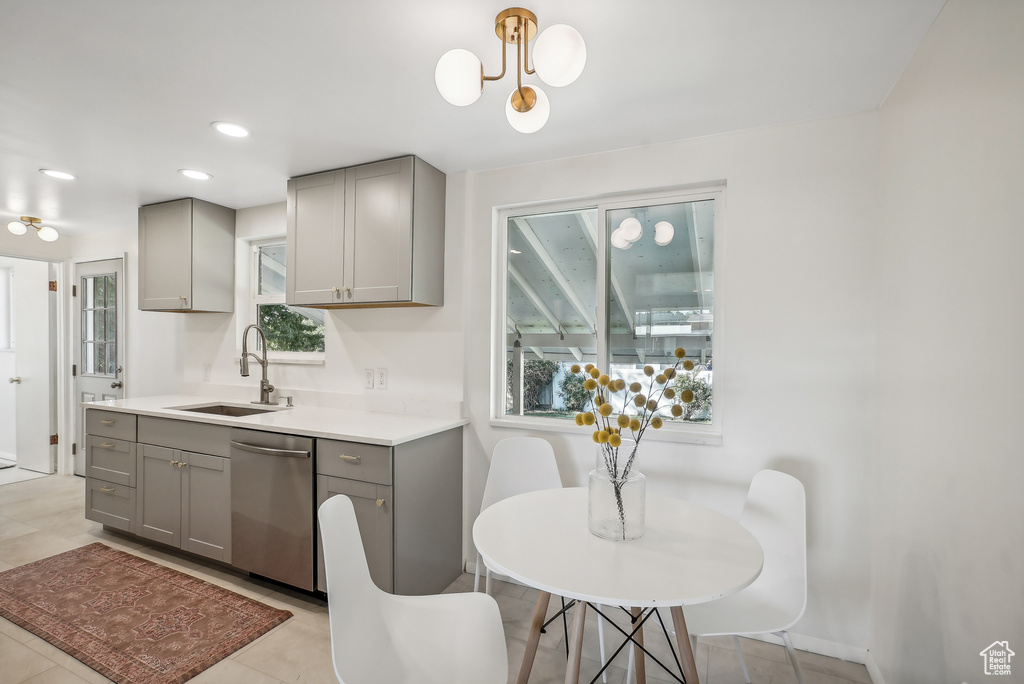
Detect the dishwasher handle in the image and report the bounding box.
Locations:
[229,440,311,459]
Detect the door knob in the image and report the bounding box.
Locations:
[8,377,20,384]
[376,498,385,507]
[110,380,123,389]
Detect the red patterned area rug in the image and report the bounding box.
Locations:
[0,542,292,684]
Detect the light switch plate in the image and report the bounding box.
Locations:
[376,368,388,390]
[365,369,375,389]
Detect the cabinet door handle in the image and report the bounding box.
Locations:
[100,419,116,425]
[376,498,385,507]
[170,460,180,467]
[338,454,360,463]
[100,442,116,448]
[100,486,115,493]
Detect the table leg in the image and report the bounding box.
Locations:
[670,606,701,684]
[518,591,552,684]
[563,600,588,684]
[630,607,647,684]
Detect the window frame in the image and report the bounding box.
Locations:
[249,238,326,365]
[490,184,726,445]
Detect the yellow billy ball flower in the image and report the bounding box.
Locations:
[664,388,676,399]
[674,347,686,359]
[598,430,610,443]
[575,413,585,425]
[584,378,598,391]
[655,374,666,384]
[681,389,695,403]
[585,364,595,372]
[599,403,614,417]
[617,414,630,428]
[583,412,596,425]
[592,431,602,443]
[664,368,676,379]
[683,360,695,371]
[651,416,663,429]
[590,368,601,379]
[633,395,647,407]
[671,404,683,417]
[629,382,642,393]
[570,364,581,374]
[629,418,641,431]
[598,374,610,386]
[609,434,622,447]
[646,400,658,411]
[644,365,655,376]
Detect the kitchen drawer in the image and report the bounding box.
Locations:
[85,409,137,442]
[85,477,136,533]
[317,439,391,485]
[86,436,137,487]
[138,416,231,458]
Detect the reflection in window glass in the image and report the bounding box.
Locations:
[254,243,325,353]
[81,273,117,376]
[503,195,716,425]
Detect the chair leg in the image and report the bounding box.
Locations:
[732,636,751,684]
[473,551,482,592]
[777,631,806,684]
[485,567,493,595]
[624,643,634,684]
[596,604,608,683]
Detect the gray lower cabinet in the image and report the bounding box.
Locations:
[84,410,138,533]
[316,427,462,595]
[137,444,232,563]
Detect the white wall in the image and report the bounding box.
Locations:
[462,113,879,654]
[0,263,14,457]
[870,1,1024,681]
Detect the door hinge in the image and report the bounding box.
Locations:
[48,280,58,292]
[72,443,77,456]
[73,284,77,297]
[72,364,77,377]
[50,434,59,446]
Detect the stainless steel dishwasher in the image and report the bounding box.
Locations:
[229,428,315,591]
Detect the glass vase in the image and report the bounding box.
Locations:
[588,443,646,541]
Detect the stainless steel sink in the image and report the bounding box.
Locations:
[176,404,277,417]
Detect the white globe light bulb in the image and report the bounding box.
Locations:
[619,217,642,242]
[37,225,59,242]
[505,85,550,134]
[7,221,27,236]
[610,228,632,250]
[533,24,587,87]
[435,49,483,106]
[654,221,675,246]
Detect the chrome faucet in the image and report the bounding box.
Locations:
[240,324,276,405]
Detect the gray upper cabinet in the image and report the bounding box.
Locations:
[138,198,235,312]
[286,156,445,308]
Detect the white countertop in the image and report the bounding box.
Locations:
[83,395,467,446]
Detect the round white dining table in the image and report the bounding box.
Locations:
[473,487,764,684]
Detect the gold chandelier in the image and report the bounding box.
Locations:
[435,7,586,134]
[6,216,59,242]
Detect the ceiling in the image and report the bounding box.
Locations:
[0,0,945,238]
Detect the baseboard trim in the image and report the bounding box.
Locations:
[865,650,885,684]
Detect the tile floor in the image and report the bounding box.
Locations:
[0,475,872,684]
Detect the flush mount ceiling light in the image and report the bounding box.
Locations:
[7,216,59,242]
[435,7,586,134]
[179,169,212,180]
[39,168,76,180]
[212,121,250,138]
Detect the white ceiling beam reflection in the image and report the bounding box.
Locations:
[688,203,707,310]
[508,262,563,367]
[512,217,595,334]
[579,212,635,336]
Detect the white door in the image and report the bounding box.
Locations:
[11,259,55,473]
[74,259,125,476]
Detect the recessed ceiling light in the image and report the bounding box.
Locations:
[510,249,522,254]
[212,121,250,138]
[179,169,212,180]
[40,169,75,180]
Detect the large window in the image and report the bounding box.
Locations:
[252,241,326,359]
[495,187,722,441]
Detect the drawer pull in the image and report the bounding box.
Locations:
[338,454,361,463]
[100,486,115,493]
[100,419,116,425]
[100,442,116,448]
[376,498,385,507]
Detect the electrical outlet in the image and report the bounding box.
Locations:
[364,369,375,389]
[376,368,388,390]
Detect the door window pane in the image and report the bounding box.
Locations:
[81,273,117,377]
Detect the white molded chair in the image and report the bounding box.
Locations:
[682,469,808,684]
[473,437,563,594]
[319,495,508,684]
